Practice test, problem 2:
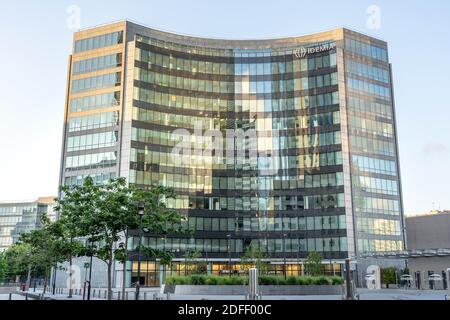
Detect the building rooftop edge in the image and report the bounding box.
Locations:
[0,196,57,205]
[406,210,450,218]
[74,19,387,45]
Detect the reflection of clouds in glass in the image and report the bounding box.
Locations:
[422,143,449,155]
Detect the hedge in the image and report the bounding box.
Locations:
[165,275,343,286]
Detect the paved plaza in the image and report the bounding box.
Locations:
[1,288,449,301]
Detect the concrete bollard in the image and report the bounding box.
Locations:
[9,293,12,300]
[104,290,107,299]
[125,292,129,300]
[144,292,147,300]
[118,292,121,300]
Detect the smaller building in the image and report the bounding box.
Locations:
[0,197,56,251]
[406,210,450,290]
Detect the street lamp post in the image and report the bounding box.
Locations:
[226,234,231,277]
[283,233,287,280]
[87,238,94,301]
[135,201,145,301]
[329,239,335,276]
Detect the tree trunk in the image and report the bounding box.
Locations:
[107,244,113,300]
[121,233,128,300]
[43,267,48,295]
[26,266,32,291]
[68,237,73,298]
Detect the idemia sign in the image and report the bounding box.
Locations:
[294,42,336,58]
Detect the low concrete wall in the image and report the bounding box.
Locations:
[0,287,19,294]
[171,285,342,296]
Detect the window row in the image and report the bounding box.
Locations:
[0,206,36,214]
[132,146,342,171]
[67,131,119,152]
[70,91,121,113]
[345,38,388,62]
[349,115,393,138]
[353,175,398,196]
[136,47,336,76]
[347,77,390,99]
[130,168,343,193]
[64,172,116,187]
[135,86,339,113]
[132,126,341,149]
[346,59,389,83]
[235,73,338,94]
[350,135,396,157]
[354,196,400,216]
[186,215,346,233]
[133,107,339,131]
[72,72,121,94]
[65,151,117,172]
[356,217,402,236]
[347,95,392,119]
[0,216,23,224]
[68,111,119,132]
[352,155,397,176]
[73,53,122,75]
[357,239,403,254]
[74,31,123,53]
[131,236,348,253]
[136,67,337,94]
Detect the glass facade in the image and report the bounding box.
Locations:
[60,22,405,286]
[0,198,55,251]
[344,33,404,254]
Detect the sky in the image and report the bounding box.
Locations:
[0,0,449,215]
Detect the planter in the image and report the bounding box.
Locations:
[167,285,342,296]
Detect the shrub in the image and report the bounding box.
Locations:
[313,276,332,285]
[190,275,206,285]
[330,276,344,285]
[286,276,298,285]
[297,276,313,286]
[165,275,343,286]
[205,276,219,285]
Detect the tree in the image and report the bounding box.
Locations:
[17,215,80,295]
[56,177,100,298]
[183,250,207,275]
[240,245,269,275]
[118,186,187,294]
[4,242,34,288]
[0,251,9,283]
[56,177,186,300]
[305,252,324,276]
[381,267,398,288]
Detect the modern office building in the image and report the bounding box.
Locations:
[405,210,450,290]
[58,21,405,287]
[0,197,56,251]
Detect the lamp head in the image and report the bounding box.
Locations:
[137,201,145,216]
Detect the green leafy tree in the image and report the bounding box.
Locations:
[240,245,269,275]
[17,215,80,295]
[4,242,34,288]
[381,267,398,288]
[0,251,9,283]
[183,250,207,275]
[305,252,324,276]
[57,177,186,300]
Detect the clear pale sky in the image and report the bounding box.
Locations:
[0,0,449,215]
